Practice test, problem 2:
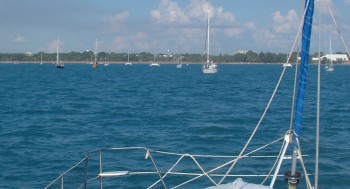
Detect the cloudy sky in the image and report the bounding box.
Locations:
[1,0,349,54]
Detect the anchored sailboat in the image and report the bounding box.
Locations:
[325,37,334,72]
[150,54,160,67]
[176,61,182,69]
[55,36,64,69]
[92,39,99,68]
[176,45,182,69]
[125,51,132,66]
[40,51,43,65]
[202,9,217,74]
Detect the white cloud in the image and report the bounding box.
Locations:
[224,28,244,38]
[178,28,205,50]
[103,11,129,33]
[133,32,152,51]
[213,7,236,25]
[105,32,151,52]
[316,0,334,15]
[13,34,27,43]
[47,38,64,53]
[134,32,147,41]
[185,0,211,23]
[251,26,297,52]
[109,36,129,52]
[253,29,278,46]
[272,10,299,34]
[244,22,256,30]
[151,0,189,24]
[151,0,237,26]
[134,40,152,51]
[148,0,241,51]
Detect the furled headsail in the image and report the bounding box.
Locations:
[294,0,315,137]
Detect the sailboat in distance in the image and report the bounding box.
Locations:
[55,36,64,69]
[176,45,182,69]
[325,37,335,72]
[150,54,160,67]
[40,51,43,65]
[202,8,217,74]
[92,39,99,68]
[125,51,132,66]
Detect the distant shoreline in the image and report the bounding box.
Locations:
[1,61,350,65]
[0,61,274,65]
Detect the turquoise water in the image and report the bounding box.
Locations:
[0,63,349,188]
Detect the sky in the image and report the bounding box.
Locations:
[0,0,350,54]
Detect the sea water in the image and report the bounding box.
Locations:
[0,63,349,188]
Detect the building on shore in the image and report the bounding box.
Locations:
[312,53,349,63]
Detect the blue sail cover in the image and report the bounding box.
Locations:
[294,0,315,136]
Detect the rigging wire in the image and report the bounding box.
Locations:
[315,1,322,188]
[325,0,350,58]
[217,1,311,185]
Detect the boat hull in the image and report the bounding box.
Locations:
[325,67,334,72]
[150,63,160,67]
[202,68,217,74]
[202,64,218,74]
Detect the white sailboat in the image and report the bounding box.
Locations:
[55,36,64,69]
[176,46,182,68]
[150,62,160,67]
[176,63,182,69]
[46,1,325,188]
[40,51,43,65]
[104,59,110,66]
[325,37,334,72]
[202,9,217,74]
[92,39,99,68]
[282,62,292,67]
[150,54,160,67]
[283,54,292,67]
[125,51,132,66]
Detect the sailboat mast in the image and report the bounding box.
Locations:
[56,36,59,65]
[206,10,210,64]
[178,44,181,63]
[329,36,333,66]
[287,0,315,188]
[315,5,321,188]
[95,39,98,62]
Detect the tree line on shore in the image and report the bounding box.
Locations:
[0,50,346,64]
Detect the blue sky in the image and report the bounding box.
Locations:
[1,0,349,54]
